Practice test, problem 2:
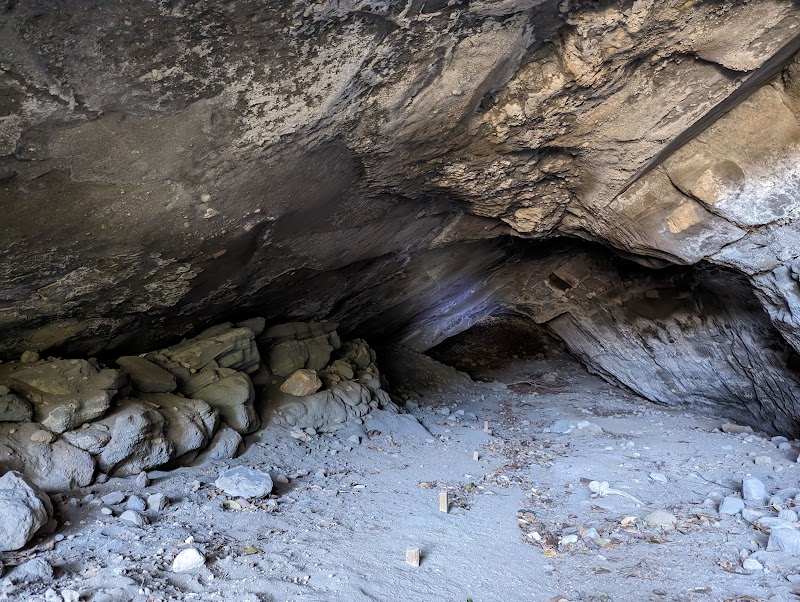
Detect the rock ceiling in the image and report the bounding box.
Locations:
[4,0,800,432]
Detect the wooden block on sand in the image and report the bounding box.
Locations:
[439,491,449,513]
[406,548,421,567]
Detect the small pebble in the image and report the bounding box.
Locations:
[119,510,148,527]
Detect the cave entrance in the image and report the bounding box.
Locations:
[426,315,580,396]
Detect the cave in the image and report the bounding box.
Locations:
[3,1,800,600]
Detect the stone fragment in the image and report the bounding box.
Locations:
[147,493,168,511]
[719,496,745,515]
[95,400,174,477]
[0,385,33,422]
[643,509,677,529]
[742,477,768,505]
[0,471,52,552]
[101,492,125,506]
[125,495,146,511]
[768,528,800,555]
[116,356,177,393]
[0,423,95,492]
[191,424,243,465]
[135,471,149,488]
[172,548,205,572]
[119,509,148,527]
[0,359,125,433]
[743,558,763,571]
[215,466,273,498]
[649,473,668,483]
[10,557,53,582]
[190,373,258,434]
[742,508,765,524]
[19,351,40,364]
[279,369,322,397]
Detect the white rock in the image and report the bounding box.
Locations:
[215,466,273,498]
[649,473,668,483]
[559,534,578,546]
[719,496,745,515]
[743,558,763,571]
[742,477,768,505]
[172,547,206,572]
[119,510,148,527]
[147,493,168,511]
[643,509,677,529]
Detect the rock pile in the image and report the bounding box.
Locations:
[0,319,396,522]
[255,323,398,433]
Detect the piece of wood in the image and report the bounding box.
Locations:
[406,548,421,567]
[473,451,480,461]
[439,491,449,513]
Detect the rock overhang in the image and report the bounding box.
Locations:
[3,0,800,434]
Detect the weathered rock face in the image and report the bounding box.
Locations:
[4,2,800,434]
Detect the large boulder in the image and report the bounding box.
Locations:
[94,400,174,477]
[268,388,348,433]
[137,393,218,460]
[0,471,52,552]
[148,324,260,376]
[0,423,95,492]
[0,359,125,433]
[190,372,259,435]
[116,356,177,393]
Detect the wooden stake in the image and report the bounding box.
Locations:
[406,548,421,567]
[483,420,490,433]
[473,451,480,461]
[439,491,449,513]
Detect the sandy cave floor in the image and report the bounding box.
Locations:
[3,344,800,602]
